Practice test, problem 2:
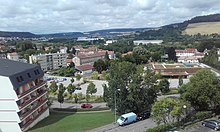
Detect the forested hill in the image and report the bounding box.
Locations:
[135,13,220,41]
[0,31,38,38]
[187,14,220,23]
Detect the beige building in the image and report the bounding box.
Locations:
[29,53,67,72]
[72,47,114,66]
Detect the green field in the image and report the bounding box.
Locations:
[29,111,115,132]
[184,22,220,35]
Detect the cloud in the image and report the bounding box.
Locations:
[0,0,219,33]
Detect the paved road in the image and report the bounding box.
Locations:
[50,101,107,109]
[182,122,216,132]
[88,118,157,132]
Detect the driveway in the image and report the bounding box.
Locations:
[50,101,107,109]
[88,118,157,132]
[182,122,216,132]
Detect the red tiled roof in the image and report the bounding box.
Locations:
[76,64,93,71]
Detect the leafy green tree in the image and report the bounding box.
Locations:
[58,83,66,94]
[73,94,78,103]
[181,69,220,111]
[67,84,76,95]
[104,61,158,114]
[71,78,75,83]
[76,74,81,81]
[93,59,106,73]
[57,92,64,108]
[86,94,90,103]
[178,76,183,87]
[104,51,110,61]
[86,82,97,95]
[49,82,58,93]
[167,47,177,61]
[133,46,150,64]
[158,79,170,94]
[103,84,109,102]
[152,98,187,124]
[91,71,99,80]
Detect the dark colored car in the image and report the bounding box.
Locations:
[76,86,82,90]
[81,103,93,108]
[137,111,151,120]
[202,120,220,131]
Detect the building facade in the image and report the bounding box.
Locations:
[73,47,114,66]
[29,53,67,72]
[0,59,49,132]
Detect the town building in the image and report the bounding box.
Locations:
[177,56,199,63]
[7,52,19,61]
[75,64,93,75]
[29,53,67,72]
[175,48,205,63]
[151,63,205,78]
[73,47,114,66]
[133,40,163,45]
[104,40,117,46]
[0,59,49,132]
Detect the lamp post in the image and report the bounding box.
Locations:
[115,89,120,124]
[183,105,187,123]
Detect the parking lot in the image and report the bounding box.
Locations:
[45,74,107,96]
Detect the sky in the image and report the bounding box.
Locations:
[0,0,220,34]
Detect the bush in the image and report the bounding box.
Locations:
[192,111,213,121]
[146,124,175,132]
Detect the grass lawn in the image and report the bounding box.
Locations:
[29,111,115,132]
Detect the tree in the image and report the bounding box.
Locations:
[181,69,220,111]
[57,92,64,108]
[49,82,58,93]
[91,71,99,80]
[132,46,150,64]
[73,94,78,103]
[178,76,183,87]
[93,59,106,73]
[76,74,81,81]
[103,84,109,102]
[86,82,97,95]
[104,61,158,115]
[58,83,66,94]
[57,83,66,108]
[104,51,110,61]
[67,84,76,95]
[167,47,177,61]
[71,78,75,83]
[158,79,170,94]
[152,98,187,125]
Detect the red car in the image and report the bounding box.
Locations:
[81,103,93,108]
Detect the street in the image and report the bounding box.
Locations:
[88,118,157,132]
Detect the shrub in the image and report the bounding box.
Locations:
[146,124,175,132]
[192,111,213,121]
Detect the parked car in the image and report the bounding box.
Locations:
[137,111,151,120]
[76,86,82,90]
[81,103,93,108]
[202,120,220,131]
[117,112,137,126]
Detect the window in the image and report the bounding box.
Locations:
[16,76,24,82]
[20,76,24,81]
[27,73,31,78]
[16,77,20,82]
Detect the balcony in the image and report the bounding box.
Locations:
[18,89,47,111]
[17,81,46,99]
[20,105,49,132]
[19,99,48,121]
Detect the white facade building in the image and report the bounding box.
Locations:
[7,52,19,61]
[177,56,199,63]
[29,53,67,72]
[0,59,49,132]
[133,40,163,45]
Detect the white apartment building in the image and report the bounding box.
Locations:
[29,53,67,72]
[0,59,49,132]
